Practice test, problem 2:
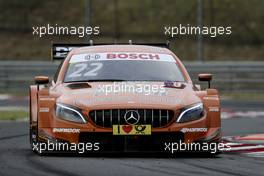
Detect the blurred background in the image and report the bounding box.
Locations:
[0,0,263,60]
[0,0,263,120]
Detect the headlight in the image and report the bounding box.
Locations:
[55,103,86,123]
[176,103,204,123]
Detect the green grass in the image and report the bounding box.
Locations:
[0,110,28,121]
[0,91,27,97]
[222,92,264,101]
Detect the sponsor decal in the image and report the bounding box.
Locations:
[39,107,49,112]
[113,125,151,135]
[70,53,176,63]
[107,53,160,60]
[180,128,207,133]
[53,128,80,133]
[54,46,76,58]
[209,107,219,112]
[203,97,219,100]
[84,54,101,60]
[39,97,55,101]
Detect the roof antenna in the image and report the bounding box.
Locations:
[129,40,132,45]
[89,40,93,46]
[166,40,170,48]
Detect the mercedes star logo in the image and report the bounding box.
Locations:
[124,110,140,125]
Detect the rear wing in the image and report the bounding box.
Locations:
[51,40,170,60]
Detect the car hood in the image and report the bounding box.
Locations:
[56,82,201,110]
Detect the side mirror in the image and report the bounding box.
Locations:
[35,76,49,85]
[198,73,212,88]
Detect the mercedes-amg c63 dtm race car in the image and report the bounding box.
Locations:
[29,42,221,154]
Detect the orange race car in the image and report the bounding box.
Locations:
[29,42,221,154]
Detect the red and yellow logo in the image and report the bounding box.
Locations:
[113,125,151,135]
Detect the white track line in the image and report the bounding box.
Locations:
[221,111,264,119]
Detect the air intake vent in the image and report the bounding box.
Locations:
[67,83,91,89]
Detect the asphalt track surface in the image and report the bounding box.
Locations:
[0,100,264,176]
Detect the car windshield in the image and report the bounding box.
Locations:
[64,53,186,82]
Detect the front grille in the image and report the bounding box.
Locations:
[89,109,174,128]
